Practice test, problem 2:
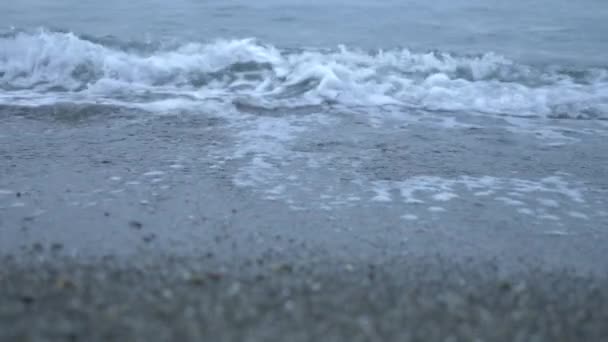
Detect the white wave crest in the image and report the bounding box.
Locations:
[1,30,607,118]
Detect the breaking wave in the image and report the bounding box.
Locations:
[1,29,607,118]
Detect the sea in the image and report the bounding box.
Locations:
[1,0,607,262]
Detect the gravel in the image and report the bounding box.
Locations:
[1,253,607,342]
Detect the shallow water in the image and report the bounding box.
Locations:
[1,1,607,269]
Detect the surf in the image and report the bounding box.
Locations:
[1,29,607,119]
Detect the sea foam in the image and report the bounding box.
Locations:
[1,29,607,118]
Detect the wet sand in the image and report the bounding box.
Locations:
[1,107,608,341]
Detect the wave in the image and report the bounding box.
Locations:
[1,29,607,118]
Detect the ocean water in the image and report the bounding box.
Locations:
[1,0,608,249]
[1,0,608,115]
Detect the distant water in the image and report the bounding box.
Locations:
[2,0,608,65]
[1,0,608,119]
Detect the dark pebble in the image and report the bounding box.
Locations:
[142,234,157,243]
[129,221,143,229]
[19,295,35,305]
[51,243,64,252]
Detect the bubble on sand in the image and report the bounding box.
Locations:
[143,171,166,177]
[371,184,393,202]
[538,198,559,207]
[568,211,589,220]
[517,208,534,215]
[495,197,525,206]
[543,230,571,236]
[432,192,458,201]
[539,214,560,221]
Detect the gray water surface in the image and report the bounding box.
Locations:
[2,0,608,66]
[1,1,607,272]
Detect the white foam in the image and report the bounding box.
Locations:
[538,214,560,221]
[507,192,524,197]
[372,175,586,207]
[428,206,446,212]
[28,209,46,217]
[231,114,332,194]
[401,214,418,220]
[233,116,307,159]
[371,184,392,202]
[517,208,534,215]
[0,189,14,195]
[143,171,166,177]
[568,211,589,220]
[495,197,525,206]
[543,230,570,236]
[266,185,286,195]
[474,190,494,196]
[432,192,458,201]
[1,31,607,119]
[537,198,560,207]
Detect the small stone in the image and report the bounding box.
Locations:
[142,234,157,243]
[207,272,223,281]
[32,243,44,252]
[19,295,35,305]
[189,276,206,286]
[499,281,512,292]
[129,221,143,229]
[273,264,293,273]
[51,243,64,252]
[56,278,76,289]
